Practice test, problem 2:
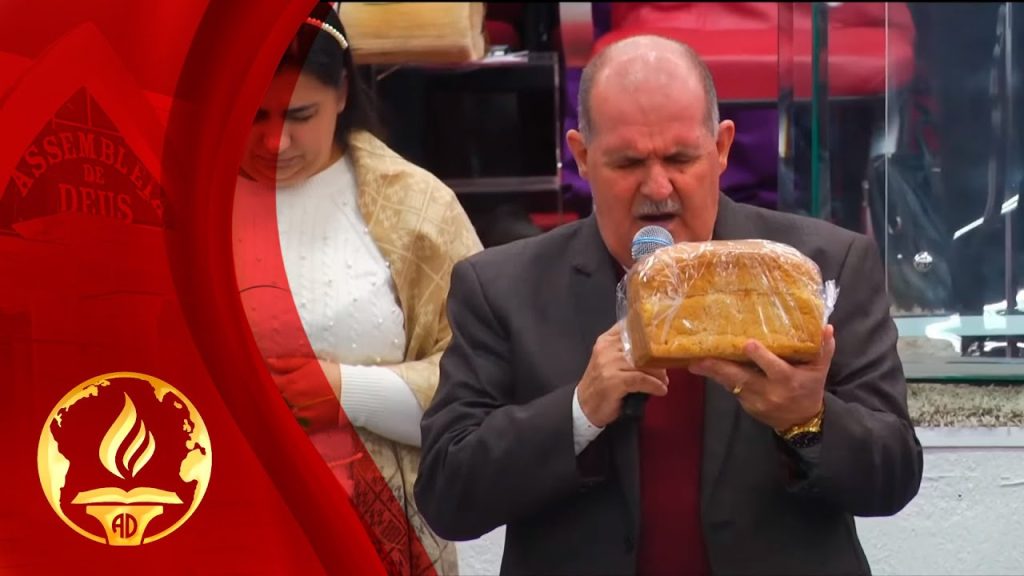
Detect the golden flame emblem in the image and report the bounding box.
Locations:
[38,372,212,546]
[99,394,157,480]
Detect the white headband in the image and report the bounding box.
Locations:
[305,17,349,51]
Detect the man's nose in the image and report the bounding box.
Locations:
[640,164,673,200]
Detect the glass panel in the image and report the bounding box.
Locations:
[778,2,1019,379]
[778,2,847,227]
[883,3,1024,380]
[780,2,1024,380]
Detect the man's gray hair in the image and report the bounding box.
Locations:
[577,36,720,141]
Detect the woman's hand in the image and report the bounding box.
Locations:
[265,356,343,433]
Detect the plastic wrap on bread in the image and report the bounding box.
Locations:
[618,239,839,368]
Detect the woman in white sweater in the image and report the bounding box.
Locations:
[232,5,482,575]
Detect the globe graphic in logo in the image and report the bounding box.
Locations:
[38,372,212,545]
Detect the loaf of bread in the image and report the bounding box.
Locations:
[340,3,486,65]
[624,240,826,368]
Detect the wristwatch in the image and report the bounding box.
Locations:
[776,404,824,449]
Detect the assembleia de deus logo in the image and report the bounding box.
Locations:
[38,372,212,546]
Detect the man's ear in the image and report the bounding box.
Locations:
[566,129,590,180]
[715,120,736,175]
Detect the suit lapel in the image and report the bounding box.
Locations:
[701,194,748,509]
[711,193,750,241]
[700,381,741,511]
[568,216,620,370]
[568,217,641,537]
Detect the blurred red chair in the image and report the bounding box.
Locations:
[594,2,915,103]
[485,3,524,50]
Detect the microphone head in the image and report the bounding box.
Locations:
[631,225,674,261]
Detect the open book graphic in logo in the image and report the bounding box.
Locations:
[38,373,212,545]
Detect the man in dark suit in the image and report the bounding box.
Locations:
[416,35,923,575]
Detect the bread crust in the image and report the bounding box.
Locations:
[625,240,825,368]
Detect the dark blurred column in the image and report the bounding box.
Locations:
[911,3,1024,314]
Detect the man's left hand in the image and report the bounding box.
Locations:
[688,325,836,432]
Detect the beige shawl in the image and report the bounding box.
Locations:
[347,130,482,575]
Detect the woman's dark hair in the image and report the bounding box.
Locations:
[278,4,382,145]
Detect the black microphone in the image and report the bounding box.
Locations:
[621,225,674,420]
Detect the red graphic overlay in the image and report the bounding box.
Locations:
[234,154,435,573]
[0,0,388,573]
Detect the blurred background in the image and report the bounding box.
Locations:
[345,3,1024,573]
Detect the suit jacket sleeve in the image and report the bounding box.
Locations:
[788,234,924,516]
[415,258,582,541]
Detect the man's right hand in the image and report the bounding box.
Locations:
[577,323,669,427]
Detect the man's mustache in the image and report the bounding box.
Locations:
[633,197,682,217]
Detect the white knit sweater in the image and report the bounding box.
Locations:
[271,155,423,446]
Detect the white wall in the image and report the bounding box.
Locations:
[456,525,506,575]
[858,428,1024,575]
[456,428,1024,576]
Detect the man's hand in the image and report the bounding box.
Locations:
[688,324,836,431]
[265,356,343,433]
[577,323,670,428]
